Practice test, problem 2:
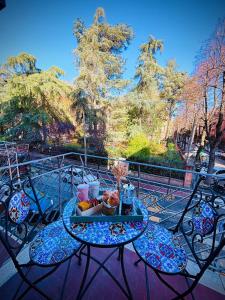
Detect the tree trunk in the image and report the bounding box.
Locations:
[208,145,216,174]
[164,116,171,141]
[200,129,206,147]
[205,144,216,185]
[186,116,197,162]
[165,100,174,142]
[195,129,206,165]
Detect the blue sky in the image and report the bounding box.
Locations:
[0,0,225,82]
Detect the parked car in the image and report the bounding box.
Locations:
[215,150,225,160]
[212,168,225,195]
[62,168,97,184]
[213,168,225,182]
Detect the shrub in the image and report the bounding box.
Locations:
[148,141,165,155]
[125,133,166,160]
[125,132,149,157]
[124,134,183,171]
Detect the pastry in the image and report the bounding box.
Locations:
[78,201,91,211]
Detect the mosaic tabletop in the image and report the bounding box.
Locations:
[63,198,148,247]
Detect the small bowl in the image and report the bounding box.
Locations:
[102,201,117,216]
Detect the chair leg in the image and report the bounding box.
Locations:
[145,264,150,300]
[17,265,59,300]
[173,278,198,300]
[134,258,142,266]
[76,245,91,300]
[60,257,72,300]
[154,271,183,299]
[13,266,32,300]
[185,277,195,300]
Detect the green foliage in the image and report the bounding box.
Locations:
[105,145,123,159]
[125,132,150,158]
[0,53,73,143]
[124,132,183,168]
[63,141,83,152]
[6,52,38,75]
[125,132,166,161]
[0,8,187,172]
[161,60,186,118]
[135,36,163,99]
[106,96,130,149]
[126,92,167,140]
[161,60,186,100]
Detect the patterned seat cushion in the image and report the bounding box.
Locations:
[29,220,81,266]
[133,222,187,274]
[8,191,30,224]
[192,202,215,236]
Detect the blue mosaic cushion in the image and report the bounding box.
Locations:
[8,191,30,224]
[133,222,187,274]
[29,220,81,265]
[192,202,215,236]
[63,198,148,247]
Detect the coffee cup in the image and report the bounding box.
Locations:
[89,181,100,199]
[77,184,89,201]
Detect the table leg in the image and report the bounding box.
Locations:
[79,248,129,298]
[117,246,121,261]
[120,246,133,300]
[76,245,91,300]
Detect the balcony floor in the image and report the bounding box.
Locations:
[0,246,224,300]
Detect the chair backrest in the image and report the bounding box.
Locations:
[0,178,43,264]
[174,176,225,274]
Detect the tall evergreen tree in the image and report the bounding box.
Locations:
[131,36,166,140]
[161,60,186,140]
[135,36,163,99]
[73,7,133,150]
[73,7,133,107]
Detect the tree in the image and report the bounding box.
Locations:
[0,53,72,143]
[132,36,166,140]
[177,76,205,161]
[135,35,163,99]
[73,7,133,152]
[73,7,133,107]
[105,96,130,158]
[6,52,40,75]
[161,60,186,140]
[195,18,225,174]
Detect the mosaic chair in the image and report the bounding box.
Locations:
[0,178,82,299]
[133,176,225,299]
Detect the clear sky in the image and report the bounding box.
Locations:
[0,0,225,82]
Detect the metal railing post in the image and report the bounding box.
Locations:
[97,160,100,180]
[167,168,172,195]
[71,165,75,198]
[137,165,140,197]
[58,166,62,216]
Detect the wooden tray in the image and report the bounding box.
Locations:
[70,207,143,223]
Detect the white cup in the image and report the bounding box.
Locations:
[89,181,100,199]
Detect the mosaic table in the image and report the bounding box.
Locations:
[63,198,148,299]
